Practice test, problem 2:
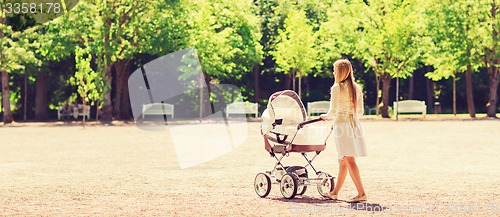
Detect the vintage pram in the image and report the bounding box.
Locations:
[254,90,335,199]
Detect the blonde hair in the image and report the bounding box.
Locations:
[334,59,357,113]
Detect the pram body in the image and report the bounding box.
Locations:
[254,90,335,199]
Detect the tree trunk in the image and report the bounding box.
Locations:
[465,64,476,118]
[35,73,49,120]
[284,73,292,90]
[487,70,499,117]
[198,72,204,122]
[99,10,113,122]
[204,71,213,115]
[375,74,380,116]
[253,64,260,103]
[95,101,100,124]
[113,59,131,119]
[120,82,131,120]
[453,76,457,116]
[380,74,391,118]
[292,70,296,92]
[113,61,123,118]
[99,63,114,122]
[426,78,434,113]
[23,73,27,121]
[1,71,13,124]
[305,76,310,96]
[82,97,87,128]
[395,75,400,120]
[408,76,414,100]
[298,70,302,97]
[487,0,498,118]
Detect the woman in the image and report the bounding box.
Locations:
[319,59,367,203]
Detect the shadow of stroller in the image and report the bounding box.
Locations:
[268,195,342,204]
[342,202,389,212]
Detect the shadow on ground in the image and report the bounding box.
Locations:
[267,195,339,204]
[341,202,389,212]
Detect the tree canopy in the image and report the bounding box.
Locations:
[1,0,499,123]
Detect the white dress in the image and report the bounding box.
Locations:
[325,83,367,159]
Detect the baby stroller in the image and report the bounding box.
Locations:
[254,90,335,199]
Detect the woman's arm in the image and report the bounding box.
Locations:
[356,85,364,117]
[320,85,339,120]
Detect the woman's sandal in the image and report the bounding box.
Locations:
[346,195,367,203]
[324,192,338,200]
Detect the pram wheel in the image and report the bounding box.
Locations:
[254,173,271,198]
[317,172,335,197]
[285,166,308,196]
[297,185,307,196]
[280,173,298,199]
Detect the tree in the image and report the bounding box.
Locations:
[50,0,165,121]
[0,8,39,123]
[333,0,425,118]
[70,46,104,126]
[478,0,500,117]
[317,0,360,81]
[182,0,262,115]
[271,9,317,97]
[185,0,262,80]
[424,0,484,118]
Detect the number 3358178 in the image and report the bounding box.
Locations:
[3,2,62,14]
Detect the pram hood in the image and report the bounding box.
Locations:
[261,90,306,135]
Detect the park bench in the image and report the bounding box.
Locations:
[58,104,90,120]
[226,101,258,118]
[365,106,377,115]
[307,101,330,116]
[393,100,427,118]
[142,103,174,119]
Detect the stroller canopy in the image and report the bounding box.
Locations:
[261,90,306,134]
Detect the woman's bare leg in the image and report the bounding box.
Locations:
[330,157,347,195]
[344,156,366,197]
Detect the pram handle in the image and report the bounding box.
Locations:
[297,118,323,130]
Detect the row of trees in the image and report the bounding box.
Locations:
[1,0,499,124]
[268,0,499,118]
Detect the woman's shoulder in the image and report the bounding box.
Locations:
[354,83,363,90]
[331,84,340,92]
[354,83,363,96]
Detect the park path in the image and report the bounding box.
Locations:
[0,120,499,216]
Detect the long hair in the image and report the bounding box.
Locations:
[333,59,357,113]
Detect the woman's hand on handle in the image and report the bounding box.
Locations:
[320,114,327,121]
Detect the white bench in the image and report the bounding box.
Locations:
[393,100,427,118]
[366,106,377,115]
[142,103,174,119]
[226,101,258,118]
[58,104,90,120]
[307,101,330,116]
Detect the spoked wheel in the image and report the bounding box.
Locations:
[296,173,308,196]
[297,185,307,196]
[254,173,271,198]
[280,173,298,199]
[317,172,335,197]
[286,166,308,196]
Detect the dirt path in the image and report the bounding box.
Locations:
[1,120,499,216]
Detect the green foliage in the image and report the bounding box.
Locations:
[271,8,317,77]
[0,24,40,73]
[1,0,498,119]
[423,0,484,80]
[316,0,360,73]
[356,0,425,78]
[70,46,104,107]
[184,0,263,80]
